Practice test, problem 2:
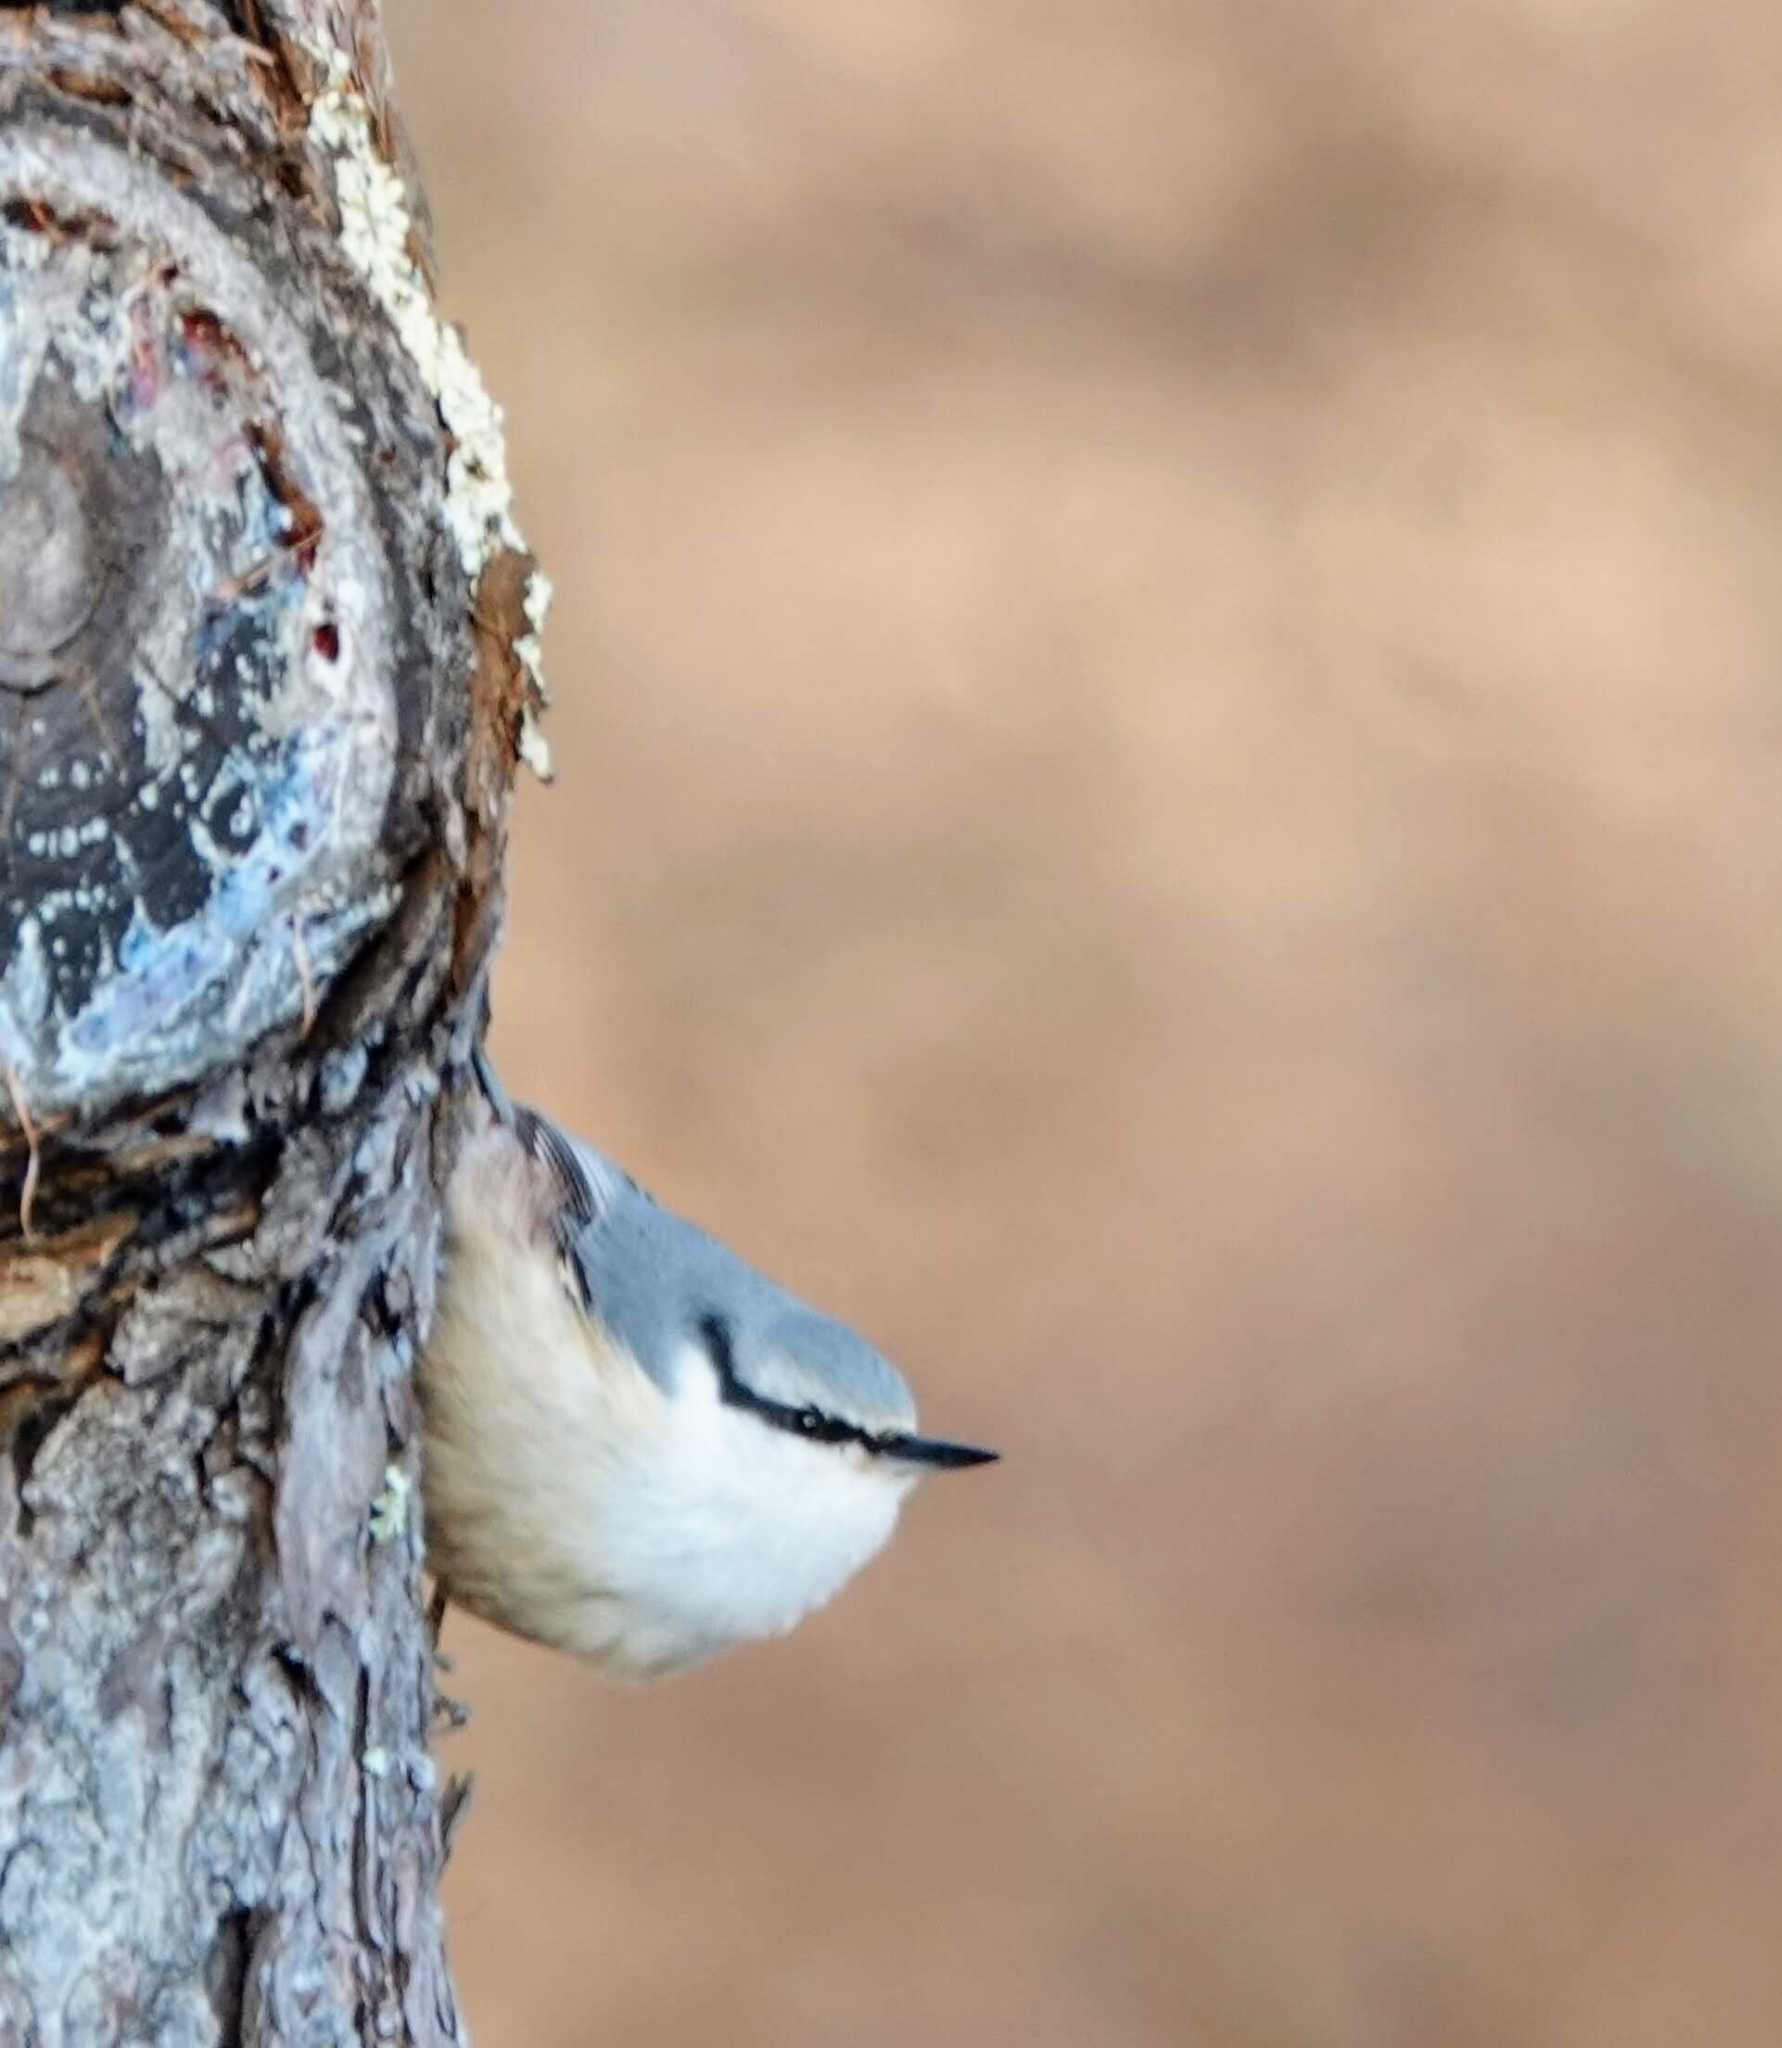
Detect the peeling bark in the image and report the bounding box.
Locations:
[0,3,534,2040]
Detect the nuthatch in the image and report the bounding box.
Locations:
[419,1063,997,1677]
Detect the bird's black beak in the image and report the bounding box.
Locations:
[878,1432,1000,1471]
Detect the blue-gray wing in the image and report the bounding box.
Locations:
[470,1047,638,1313]
[511,1104,600,1231]
[509,1104,635,1314]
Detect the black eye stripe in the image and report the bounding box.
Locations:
[697,1312,737,1379]
[696,1313,878,1452]
[694,1314,997,1469]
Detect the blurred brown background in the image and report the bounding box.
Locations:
[390,5,1782,2043]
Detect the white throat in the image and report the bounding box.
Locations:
[594,1355,917,1675]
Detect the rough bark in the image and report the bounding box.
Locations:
[0,3,541,2040]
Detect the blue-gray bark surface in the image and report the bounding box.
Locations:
[0,2,529,2039]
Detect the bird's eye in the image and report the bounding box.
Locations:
[798,1407,822,1433]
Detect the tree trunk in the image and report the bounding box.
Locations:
[0,2,541,2038]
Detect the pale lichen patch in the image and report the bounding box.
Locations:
[302,43,552,781]
[369,1462,410,1543]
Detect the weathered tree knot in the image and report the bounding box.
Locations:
[0,109,455,1132]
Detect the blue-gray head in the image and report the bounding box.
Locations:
[557,1126,997,1474]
